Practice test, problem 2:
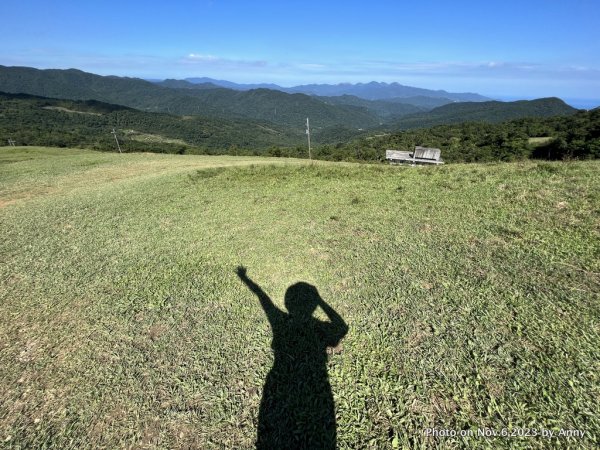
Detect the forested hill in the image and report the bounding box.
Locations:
[157,79,220,90]
[318,95,424,120]
[392,98,578,129]
[0,65,380,129]
[0,91,307,152]
[320,108,599,163]
[0,66,180,110]
[168,87,381,129]
[2,92,598,164]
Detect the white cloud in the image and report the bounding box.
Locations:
[187,53,219,61]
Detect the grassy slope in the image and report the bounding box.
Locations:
[0,147,311,207]
[0,148,599,449]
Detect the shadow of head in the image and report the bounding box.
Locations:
[284,282,320,319]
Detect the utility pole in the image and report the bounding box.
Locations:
[306,117,312,160]
[111,128,122,153]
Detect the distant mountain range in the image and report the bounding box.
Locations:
[0,65,579,149]
[180,77,490,103]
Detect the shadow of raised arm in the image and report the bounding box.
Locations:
[236,266,281,325]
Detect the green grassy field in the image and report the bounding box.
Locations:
[1,147,599,449]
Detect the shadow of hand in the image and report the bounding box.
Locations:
[236,265,247,279]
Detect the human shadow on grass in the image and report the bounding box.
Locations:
[236,266,348,450]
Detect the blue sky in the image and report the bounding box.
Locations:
[1,0,599,103]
